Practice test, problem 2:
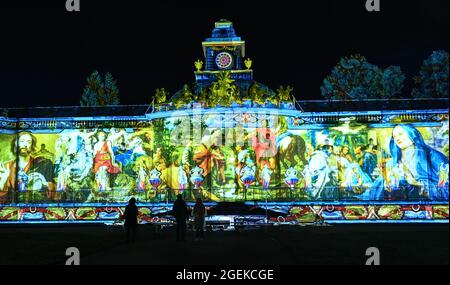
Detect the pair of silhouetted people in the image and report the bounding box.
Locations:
[122,196,207,243]
[172,195,206,241]
[122,197,139,243]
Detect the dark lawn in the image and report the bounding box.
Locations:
[0,223,447,265]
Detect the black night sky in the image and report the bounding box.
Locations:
[0,0,448,108]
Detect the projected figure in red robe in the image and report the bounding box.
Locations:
[93,131,121,192]
[244,121,277,188]
[193,129,226,185]
[249,124,277,169]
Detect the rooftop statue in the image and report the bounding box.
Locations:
[210,71,239,106]
[171,84,195,108]
[154,88,168,104]
[194,60,203,72]
[249,83,267,106]
[182,84,194,102]
[244,58,253,70]
[277,85,295,103]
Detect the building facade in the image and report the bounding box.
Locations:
[0,21,448,224]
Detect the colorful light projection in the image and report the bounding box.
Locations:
[0,112,448,206]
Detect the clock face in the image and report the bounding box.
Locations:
[215,52,233,69]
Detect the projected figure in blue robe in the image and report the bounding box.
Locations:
[359,124,449,201]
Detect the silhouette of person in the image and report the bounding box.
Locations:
[123,197,139,243]
[193,198,206,241]
[172,194,189,241]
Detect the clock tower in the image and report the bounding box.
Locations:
[195,19,253,88]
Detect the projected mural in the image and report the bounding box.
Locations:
[0,20,448,224]
[1,114,448,205]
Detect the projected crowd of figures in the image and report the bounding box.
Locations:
[0,114,449,204]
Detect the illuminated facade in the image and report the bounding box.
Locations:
[0,20,448,224]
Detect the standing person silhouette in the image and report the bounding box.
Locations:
[123,197,139,243]
[172,194,189,241]
[193,198,206,241]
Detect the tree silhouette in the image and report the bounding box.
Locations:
[321,54,405,100]
[412,50,449,99]
[80,71,120,106]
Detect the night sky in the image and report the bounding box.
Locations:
[0,0,448,108]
